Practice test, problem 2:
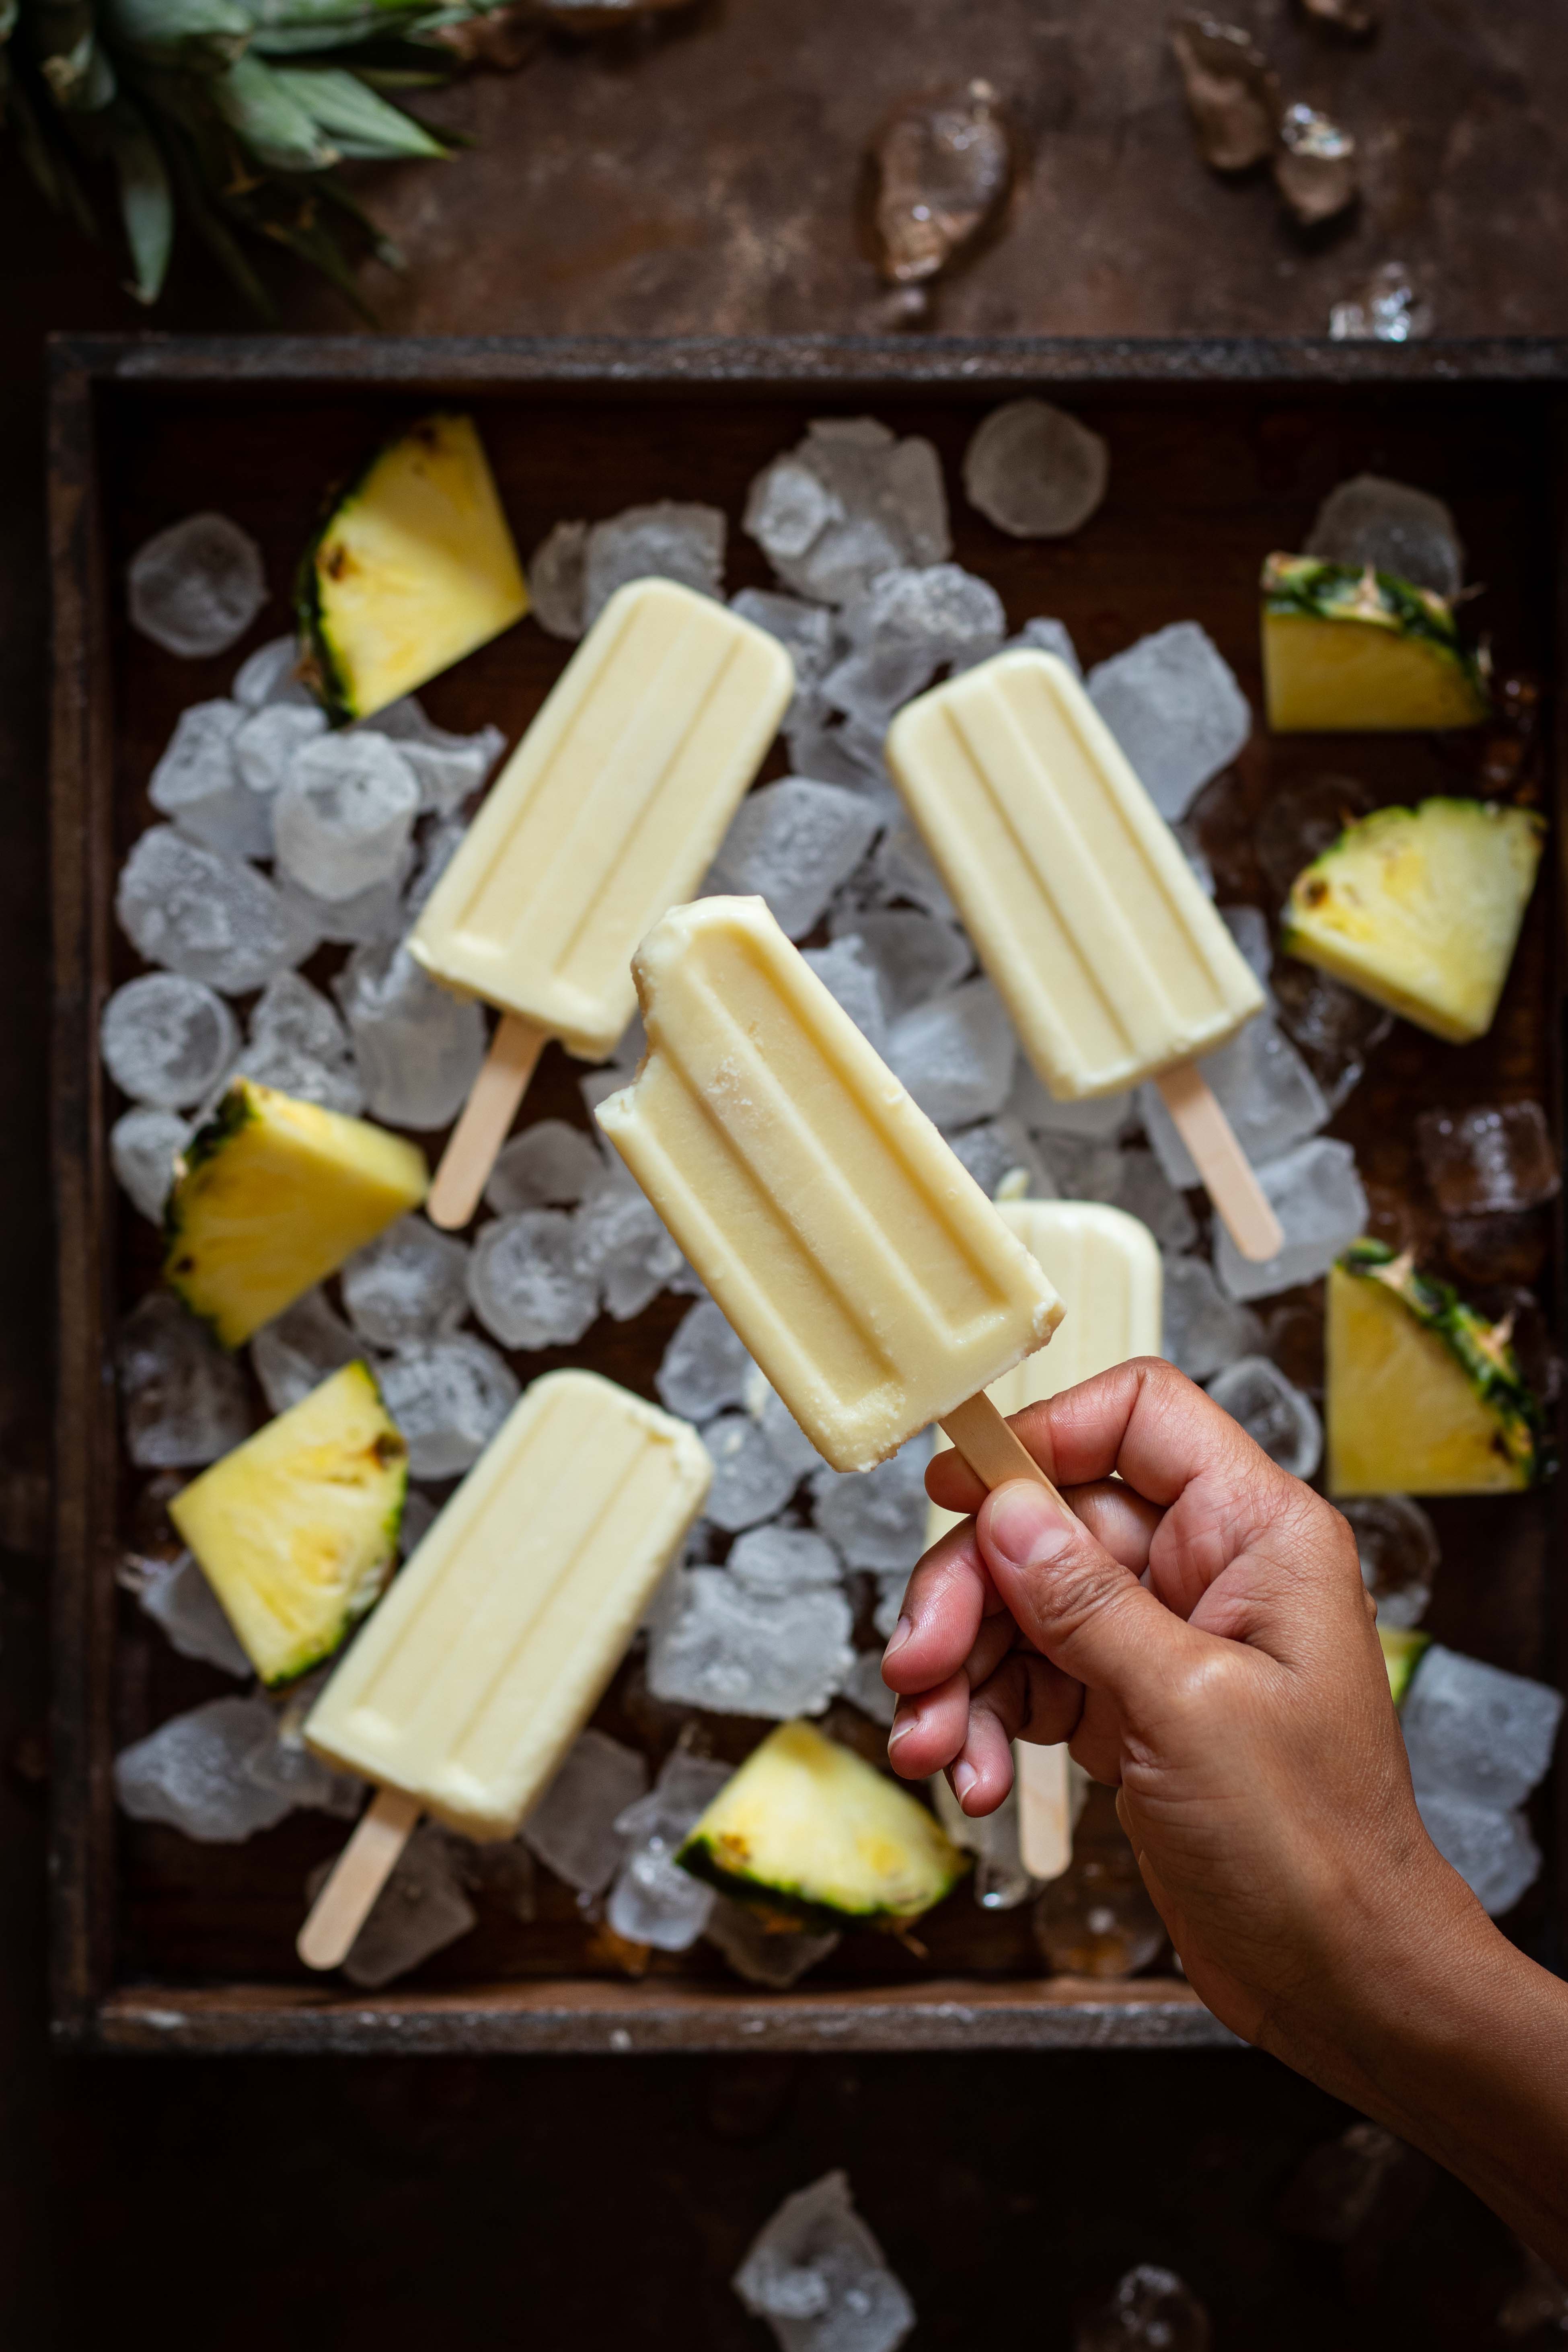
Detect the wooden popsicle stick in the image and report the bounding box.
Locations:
[1155,1062,1284,1264]
[1013,1740,1073,1881]
[938,1390,1074,1523]
[427,1012,547,1231]
[296,1785,422,1972]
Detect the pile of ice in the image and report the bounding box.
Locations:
[1401,1645,1563,1916]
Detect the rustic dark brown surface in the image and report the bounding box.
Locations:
[8,2,1568,2340]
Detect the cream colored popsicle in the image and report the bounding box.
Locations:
[885,650,1282,1262]
[411,578,793,1227]
[297,1368,710,1969]
[925,1199,1162,1880]
[595,894,1065,1481]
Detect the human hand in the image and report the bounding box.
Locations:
[880,1359,1483,2069]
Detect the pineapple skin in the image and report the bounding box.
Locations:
[297,412,528,723]
[1261,553,1490,733]
[165,1080,429,1348]
[1280,798,1544,1045]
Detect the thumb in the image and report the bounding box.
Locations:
[979,1479,1198,1709]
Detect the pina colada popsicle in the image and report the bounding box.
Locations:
[885,650,1282,1261]
[410,579,793,1228]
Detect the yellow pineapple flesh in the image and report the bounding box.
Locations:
[1378,1625,1432,1707]
[171,1362,407,1686]
[1260,553,1489,732]
[165,1079,428,1347]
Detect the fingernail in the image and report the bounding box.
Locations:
[951,1760,977,1805]
[887,1705,919,1750]
[987,1480,1074,1569]
[882,1614,914,1659]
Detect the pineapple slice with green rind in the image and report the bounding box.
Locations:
[166,1079,429,1348]
[1280,798,1543,1044]
[1378,1624,1432,1708]
[1326,1242,1551,1498]
[676,1719,967,1931]
[297,412,528,724]
[170,1361,407,1687]
[1261,553,1490,732]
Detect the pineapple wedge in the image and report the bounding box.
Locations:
[1280,798,1543,1045]
[297,413,528,723]
[1378,1624,1432,1708]
[1326,1243,1550,1497]
[1261,553,1490,732]
[166,1080,428,1347]
[677,1720,966,1931]
[171,1362,407,1686]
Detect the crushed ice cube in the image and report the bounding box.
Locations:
[828,909,969,1018]
[402,814,469,927]
[734,2170,915,2352]
[522,1726,648,1895]
[398,1487,439,1558]
[341,1215,469,1349]
[572,1158,684,1321]
[803,935,888,1052]
[361,698,505,816]
[526,519,588,640]
[236,970,364,1115]
[1038,1133,1124,1204]
[658,1298,756,1421]
[731,588,838,709]
[754,1384,824,1479]
[1328,261,1433,345]
[1213,1137,1369,1302]
[1414,1791,1540,1918]
[116,1292,251,1469]
[1075,2264,1210,2352]
[869,819,956,920]
[1416,1102,1559,1217]
[231,701,329,798]
[702,1412,800,1532]
[333,941,486,1129]
[1340,1494,1436,1630]
[606,1748,732,1950]
[1116,1147,1198,1254]
[276,851,413,949]
[485,1118,608,1213]
[273,731,421,903]
[101,972,237,1110]
[705,1897,840,1989]
[582,501,725,627]
[115,1695,293,1842]
[1088,622,1252,822]
[1306,473,1463,600]
[648,1567,854,1717]
[1255,771,1377,905]
[117,826,318,993]
[319,1821,478,1987]
[110,1106,190,1224]
[445,1829,536,1923]
[1221,902,1273,987]
[232,634,312,710]
[708,777,882,941]
[1400,1643,1562,1813]
[1161,1253,1265,1381]
[885,977,1015,1128]
[1272,960,1391,1114]
[945,1116,1052,1202]
[872,75,1011,291]
[376,1334,520,1478]
[873,1571,910,1639]
[1141,1015,1328,1190]
[468,1209,599,1349]
[1007,1060,1130,1144]
[1204,1355,1322,1479]
[825,564,1005,724]
[251,1286,363,1414]
[1007,615,1082,675]
[1274,101,1358,227]
[962,400,1109,539]
[811,1439,930,1573]
[728,1523,842,1596]
[843,1651,898,1728]
[134,1551,251,1676]
[148,699,273,859]
[127,512,267,658]
[744,417,949,605]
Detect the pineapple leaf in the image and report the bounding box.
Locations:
[104,88,174,298]
[101,0,253,67]
[211,50,337,166]
[270,60,445,155]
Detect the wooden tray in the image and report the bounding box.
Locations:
[48,333,1568,2054]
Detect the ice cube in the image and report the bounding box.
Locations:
[873,1572,910,1639]
[843,1651,898,1728]
[731,588,838,708]
[1007,1060,1130,1143]
[1254,771,1375,904]
[1141,1015,1328,1191]
[1272,960,1391,1114]
[250,1286,363,1414]
[148,700,273,859]
[606,1748,733,1950]
[1221,903,1273,987]
[734,2171,915,2352]
[828,908,969,1019]
[134,1550,251,1676]
[127,513,267,658]
[1213,1137,1369,1302]
[236,970,364,1115]
[658,1298,757,1422]
[1088,622,1252,822]
[1274,102,1358,227]
[704,1896,840,1988]
[522,1726,648,1894]
[468,1208,599,1349]
[361,699,506,816]
[376,1334,520,1478]
[826,564,1005,723]
[401,814,468,928]
[1034,1848,1167,1977]
[1204,1355,1322,1479]
[101,972,238,1110]
[114,1696,294,1842]
[728,1523,841,1596]
[1161,1253,1265,1380]
[320,1821,478,1988]
[231,701,329,798]
[648,1568,854,1718]
[1400,1643,1563,1812]
[1036,1133,1123,1205]
[232,634,313,711]
[1115,1147,1198,1253]
[332,940,487,1129]
[885,978,1015,1127]
[276,851,413,949]
[526,519,588,640]
[485,1119,610,1214]
[873,75,1011,292]
[116,826,318,993]
[708,777,882,942]
[110,1106,190,1224]
[116,1292,251,1468]
[273,731,421,903]
[1007,615,1082,675]
[1340,1495,1437,1630]
[342,1215,469,1349]
[1416,1102,1560,1217]
[754,1384,824,1480]
[786,707,893,796]
[573,1159,684,1320]
[802,935,888,1053]
[811,1439,930,1573]
[1075,2264,1210,2352]
[702,1412,800,1532]
[869,819,956,920]
[962,400,1109,539]
[582,501,726,627]
[945,1116,1053,1203]
[744,418,949,604]
[1413,1791,1540,1918]
[1306,473,1463,600]
[398,1487,439,1558]
[244,1708,364,1822]
[445,1829,536,1922]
